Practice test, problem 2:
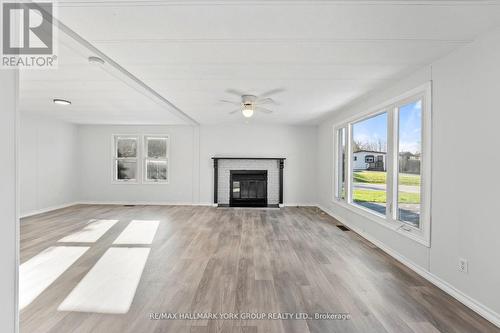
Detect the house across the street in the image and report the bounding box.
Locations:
[399,151,421,174]
[353,150,386,171]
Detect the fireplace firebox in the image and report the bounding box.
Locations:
[230,170,268,207]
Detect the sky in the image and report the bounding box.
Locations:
[352,100,422,154]
[398,100,422,154]
[352,112,388,152]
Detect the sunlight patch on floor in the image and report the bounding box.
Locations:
[57,247,151,314]
[112,220,159,245]
[58,219,118,243]
[20,246,89,310]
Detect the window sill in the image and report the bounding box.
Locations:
[332,199,430,247]
[143,181,169,185]
[112,180,139,185]
[111,180,169,185]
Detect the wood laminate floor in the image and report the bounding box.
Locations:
[20,205,499,333]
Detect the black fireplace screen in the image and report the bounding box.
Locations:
[230,170,268,207]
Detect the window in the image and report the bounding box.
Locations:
[113,136,138,182]
[144,136,169,183]
[397,99,422,228]
[333,83,431,246]
[352,112,388,216]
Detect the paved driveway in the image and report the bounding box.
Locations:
[355,201,420,227]
[353,182,420,193]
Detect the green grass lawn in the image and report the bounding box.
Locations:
[353,171,420,186]
[353,189,420,204]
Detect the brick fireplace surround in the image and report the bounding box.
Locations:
[212,157,285,207]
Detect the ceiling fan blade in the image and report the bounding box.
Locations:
[255,97,277,105]
[229,109,241,114]
[255,107,273,114]
[226,89,247,97]
[258,88,285,98]
[220,99,241,105]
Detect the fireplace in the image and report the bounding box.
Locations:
[230,170,268,207]
[212,157,285,207]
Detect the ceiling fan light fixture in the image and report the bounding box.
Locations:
[222,90,279,117]
[242,105,254,118]
[88,56,105,65]
[53,98,71,106]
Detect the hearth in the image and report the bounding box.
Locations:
[230,170,267,207]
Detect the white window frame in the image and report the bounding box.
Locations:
[333,82,432,247]
[112,135,140,184]
[334,126,347,200]
[143,135,169,184]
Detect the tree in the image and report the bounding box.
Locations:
[353,139,387,153]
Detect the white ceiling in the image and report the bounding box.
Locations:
[19,1,500,125]
[20,42,185,125]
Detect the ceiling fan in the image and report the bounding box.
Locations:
[220,88,284,118]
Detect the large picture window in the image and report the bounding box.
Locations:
[144,136,169,183]
[334,83,431,246]
[113,136,138,182]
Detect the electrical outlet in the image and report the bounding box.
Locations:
[458,258,468,273]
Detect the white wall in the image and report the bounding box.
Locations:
[317,27,500,324]
[430,27,500,320]
[78,125,197,204]
[19,113,79,217]
[0,70,18,332]
[76,124,317,206]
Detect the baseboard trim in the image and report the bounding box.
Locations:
[77,201,315,208]
[317,204,500,328]
[77,201,214,206]
[21,201,216,218]
[283,203,317,207]
[20,202,79,218]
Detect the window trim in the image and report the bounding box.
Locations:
[143,135,170,184]
[334,127,347,200]
[333,82,432,247]
[112,134,140,184]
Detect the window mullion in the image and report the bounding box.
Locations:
[421,89,432,239]
[386,106,398,221]
[346,124,353,204]
[334,129,340,200]
[334,128,345,201]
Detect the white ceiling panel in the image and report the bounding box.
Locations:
[91,40,466,65]
[57,3,500,41]
[19,1,500,124]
